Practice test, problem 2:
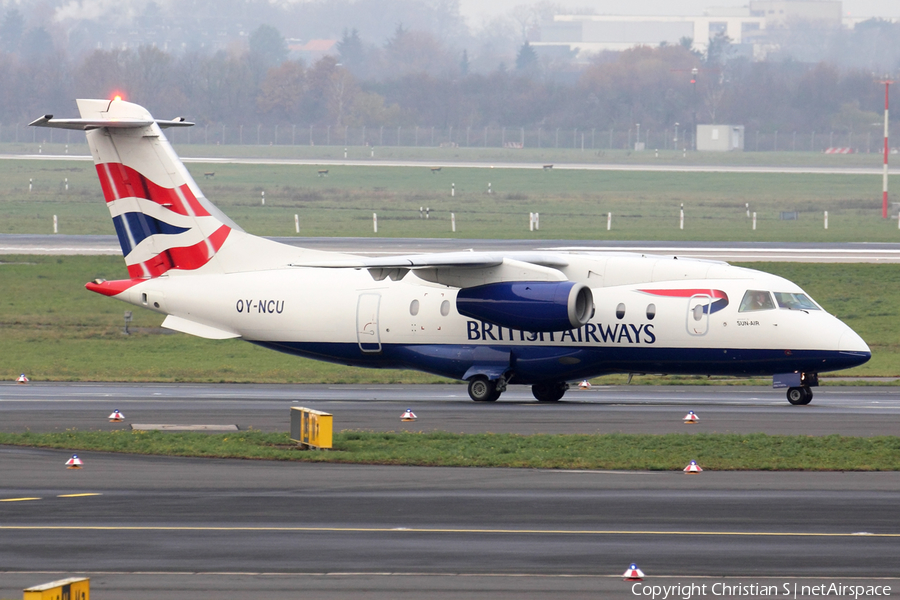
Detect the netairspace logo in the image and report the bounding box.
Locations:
[631,582,892,599]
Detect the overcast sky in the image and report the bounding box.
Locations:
[461,0,900,23]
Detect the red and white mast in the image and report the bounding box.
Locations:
[880,79,893,219]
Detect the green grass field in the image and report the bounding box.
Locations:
[0,430,897,471]
[0,255,896,382]
[0,155,897,241]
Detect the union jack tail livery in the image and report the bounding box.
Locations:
[32,98,308,301]
[42,99,241,278]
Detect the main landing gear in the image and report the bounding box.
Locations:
[467,376,502,402]
[531,382,568,402]
[786,386,813,405]
[465,377,570,403]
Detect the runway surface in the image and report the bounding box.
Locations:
[2,152,897,175]
[1,383,899,598]
[5,233,900,263]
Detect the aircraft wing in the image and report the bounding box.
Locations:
[291,251,570,286]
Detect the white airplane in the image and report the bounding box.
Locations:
[31,99,871,405]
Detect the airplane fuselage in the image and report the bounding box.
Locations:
[117,253,870,386]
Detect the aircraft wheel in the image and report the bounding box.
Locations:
[532,382,566,402]
[786,386,813,405]
[468,376,499,402]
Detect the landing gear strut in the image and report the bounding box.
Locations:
[468,376,501,402]
[531,382,567,402]
[786,386,813,405]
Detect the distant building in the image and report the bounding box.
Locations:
[697,125,745,151]
[288,39,338,63]
[534,0,842,60]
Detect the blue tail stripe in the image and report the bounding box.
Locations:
[112,212,191,255]
[112,215,133,255]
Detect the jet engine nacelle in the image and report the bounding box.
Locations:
[456,281,593,332]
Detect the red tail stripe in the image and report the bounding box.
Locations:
[95,163,210,218]
[125,224,231,279]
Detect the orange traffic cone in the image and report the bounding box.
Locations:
[400,409,417,422]
[683,410,699,424]
[65,455,83,469]
[108,409,124,422]
[683,460,703,474]
[622,563,645,581]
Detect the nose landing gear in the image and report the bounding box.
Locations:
[786,386,813,405]
[775,372,818,405]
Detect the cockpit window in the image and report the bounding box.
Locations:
[773,292,820,311]
[739,290,775,312]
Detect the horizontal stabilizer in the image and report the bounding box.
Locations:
[29,115,193,130]
[161,315,240,340]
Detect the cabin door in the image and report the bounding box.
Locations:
[356,293,382,353]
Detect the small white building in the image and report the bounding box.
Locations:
[697,125,745,151]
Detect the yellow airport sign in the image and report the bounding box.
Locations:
[290,406,333,450]
[24,577,88,600]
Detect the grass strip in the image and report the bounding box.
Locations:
[2,431,898,471]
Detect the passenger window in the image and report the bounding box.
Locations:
[616,303,625,319]
[440,300,450,316]
[646,303,656,320]
[739,290,775,312]
[410,299,419,316]
[774,292,820,311]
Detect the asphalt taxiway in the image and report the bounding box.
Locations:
[1,383,899,598]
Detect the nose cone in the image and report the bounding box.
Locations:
[840,329,870,353]
[838,329,871,368]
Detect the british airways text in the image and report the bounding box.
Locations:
[466,320,656,344]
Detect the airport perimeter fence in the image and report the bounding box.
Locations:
[5,122,898,154]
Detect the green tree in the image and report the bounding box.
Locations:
[460,49,469,76]
[257,60,306,123]
[515,41,538,72]
[248,24,287,85]
[347,91,402,127]
[337,28,365,76]
[705,33,733,67]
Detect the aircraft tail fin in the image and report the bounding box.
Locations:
[32,98,242,279]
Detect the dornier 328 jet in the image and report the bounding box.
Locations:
[31,99,871,405]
